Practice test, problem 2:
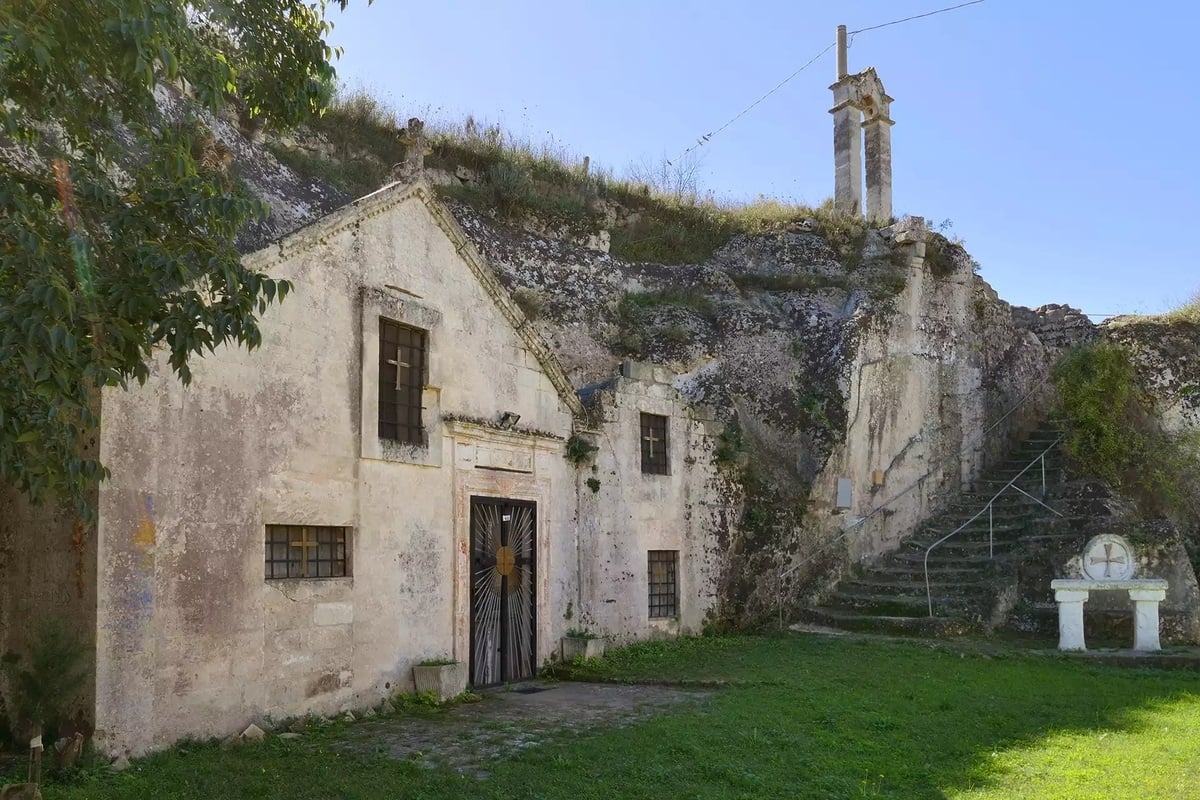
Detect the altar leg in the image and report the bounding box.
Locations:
[1053,589,1089,651]
[1129,589,1166,652]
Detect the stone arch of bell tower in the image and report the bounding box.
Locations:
[829,25,895,222]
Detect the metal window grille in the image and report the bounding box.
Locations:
[640,413,669,475]
[265,525,349,580]
[648,550,678,618]
[378,318,427,445]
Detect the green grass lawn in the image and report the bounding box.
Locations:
[30,635,1200,799]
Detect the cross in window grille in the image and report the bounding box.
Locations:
[265,525,348,579]
[640,413,669,474]
[379,319,426,445]
[648,550,678,618]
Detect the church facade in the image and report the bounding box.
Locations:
[0,181,730,756]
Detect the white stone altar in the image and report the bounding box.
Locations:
[1050,534,1168,652]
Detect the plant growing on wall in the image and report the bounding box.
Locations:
[1054,343,1200,559]
[1,619,89,741]
[564,434,598,467]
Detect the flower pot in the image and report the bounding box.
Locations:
[560,636,605,661]
[412,662,468,702]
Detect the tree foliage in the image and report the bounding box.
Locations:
[0,0,354,518]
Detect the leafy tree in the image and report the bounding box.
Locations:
[0,1,357,518]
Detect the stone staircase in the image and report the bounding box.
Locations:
[799,426,1073,637]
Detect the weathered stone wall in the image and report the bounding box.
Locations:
[574,362,732,640]
[1106,318,1200,436]
[93,185,580,756]
[0,485,97,736]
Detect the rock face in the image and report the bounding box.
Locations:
[448,202,1093,622]
[149,85,351,254]
[1106,317,1200,435]
[1011,304,1097,350]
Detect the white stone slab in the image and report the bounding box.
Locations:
[313,602,354,627]
[1050,579,1168,591]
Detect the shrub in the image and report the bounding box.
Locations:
[1,619,90,739]
[1053,343,1200,539]
[485,162,535,218]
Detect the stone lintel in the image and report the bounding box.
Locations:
[1051,579,1168,592]
[861,116,896,128]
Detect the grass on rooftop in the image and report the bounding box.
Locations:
[268,90,877,265]
[28,635,1200,800]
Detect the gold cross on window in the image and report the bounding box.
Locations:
[385,347,411,391]
[290,527,320,577]
[643,428,661,459]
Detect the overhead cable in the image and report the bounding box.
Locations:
[669,0,988,164]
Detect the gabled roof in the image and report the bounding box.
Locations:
[242,179,586,419]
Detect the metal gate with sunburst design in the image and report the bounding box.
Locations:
[469,497,537,687]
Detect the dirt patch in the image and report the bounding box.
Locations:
[335,681,708,778]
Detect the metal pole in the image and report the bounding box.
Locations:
[924,551,933,617]
[778,566,784,632]
[989,502,994,559]
[1041,453,1046,498]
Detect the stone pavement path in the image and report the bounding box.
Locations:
[335,681,708,778]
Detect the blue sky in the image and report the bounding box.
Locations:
[326,1,1198,316]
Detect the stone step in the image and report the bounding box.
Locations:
[854,563,992,580]
[826,592,983,618]
[796,607,981,637]
[902,537,1020,556]
[906,522,1028,541]
[1018,532,1083,546]
[943,498,1037,514]
[922,515,1030,531]
[888,550,1015,569]
[838,578,999,600]
[992,451,1065,465]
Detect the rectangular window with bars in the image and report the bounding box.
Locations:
[648,550,679,618]
[378,318,427,445]
[265,525,349,580]
[640,413,669,475]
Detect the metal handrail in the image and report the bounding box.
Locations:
[773,378,1055,630]
[779,378,1053,588]
[922,436,1064,617]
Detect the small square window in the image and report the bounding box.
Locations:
[379,318,427,445]
[648,550,678,618]
[640,413,669,475]
[265,525,350,580]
